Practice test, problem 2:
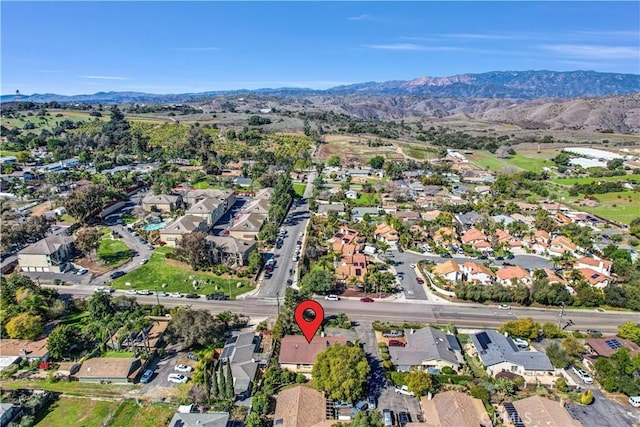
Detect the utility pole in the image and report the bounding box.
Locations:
[558,302,565,329]
[276,291,280,316]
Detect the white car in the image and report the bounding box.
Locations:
[394,385,415,396]
[410,263,416,268]
[167,373,188,384]
[512,338,529,349]
[498,304,511,310]
[76,268,88,275]
[137,290,151,295]
[155,291,168,297]
[174,364,193,373]
[139,258,148,265]
[629,396,640,408]
[572,366,593,384]
[169,292,183,298]
[324,294,340,301]
[126,289,138,295]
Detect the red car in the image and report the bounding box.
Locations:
[388,340,406,347]
[416,277,424,284]
[360,297,374,303]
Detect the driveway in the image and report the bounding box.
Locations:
[134,349,196,399]
[565,388,639,427]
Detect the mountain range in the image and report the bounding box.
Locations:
[2,70,639,104]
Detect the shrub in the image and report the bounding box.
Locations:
[378,342,388,348]
[580,389,593,405]
[382,360,393,370]
[555,378,569,392]
[441,366,455,375]
[470,385,490,402]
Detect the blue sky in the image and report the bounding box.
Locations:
[2,1,639,95]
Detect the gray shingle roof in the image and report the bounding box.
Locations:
[19,235,72,255]
[471,330,554,371]
[220,332,261,395]
[169,411,229,427]
[389,327,463,368]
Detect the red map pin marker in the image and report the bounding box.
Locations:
[294,300,325,343]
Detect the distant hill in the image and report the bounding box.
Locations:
[2,70,638,104]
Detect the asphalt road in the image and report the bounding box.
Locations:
[256,174,315,298]
[52,285,637,333]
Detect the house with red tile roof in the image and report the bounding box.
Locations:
[574,257,612,276]
[462,262,495,285]
[461,228,487,245]
[374,224,399,244]
[496,266,531,286]
[577,268,609,288]
[549,236,577,256]
[432,260,460,282]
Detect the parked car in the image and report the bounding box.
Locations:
[586,329,603,337]
[382,330,404,338]
[512,338,529,349]
[394,385,415,396]
[126,289,138,295]
[498,304,511,310]
[206,292,227,300]
[167,373,188,384]
[137,290,151,295]
[367,395,377,410]
[175,364,193,373]
[351,400,368,415]
[629,396,640,408]
[397,411,411,426]
[571,366,593,384]
[332,401,353,409]
[324,294,340,301]
[185,293,200,299]
[441,253,452,258]
[383,410,394,427]
[139,369,154,384]
[139,258,148,265]
[76,268,88,275]
[388,340,406,347]
[415,277,424,284]
[360,297,374,303]
[169,292,184,298]
[110,270,125,279]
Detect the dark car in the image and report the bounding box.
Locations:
[586,329,603,337]
[388,339,406,347]
[397,411,411,426]
[110,270,125,279]
[360,297,374,303]
[507,254,515,259]
[503,262,515,266]
[441,253,452,258]
[185,293,200,299]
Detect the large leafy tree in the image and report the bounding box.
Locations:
[545,342,570,368]
[5,312,43,339]
[498,318,540,340]
[299,269,334,294]
[312,344,370,402]
[47,324,82,360]
[618,322,640,345]
[175,232,210,270]
[75,227,102,261]
[165,309,226,348]
[87,292,115,322]
[64,184,115,223]
[406,370,434,396]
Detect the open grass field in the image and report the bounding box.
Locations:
[318,134,404,163]
[0,150,19,157]
[191,180,211,189]
[107,401,175,427]
[552,175,640,186]
[582,191,640,225]
[471,151,556,173]
[110,247,252,298]
[97,228,133,267]
[35,397,120,426]
[293,182,306,197]
[351,193,379,206]
[1,380,135,397]
[397,142,438,160]
[2,111,99,132]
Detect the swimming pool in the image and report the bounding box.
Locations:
[142,222,167,231]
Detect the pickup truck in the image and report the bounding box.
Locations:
[394,385,415,396]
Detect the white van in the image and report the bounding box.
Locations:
[629,396,640,407]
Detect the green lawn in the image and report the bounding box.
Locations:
[101,351,136,358]
[582,191,640,225]
[552,175,640,186]
[36,397,120,426]
[472,152,555,173]
[352,193,379,206]
[107,401,175,427]
[293,182,306,197]
[58,311,89,327]
[110,248,252,298]
[2,114,93,132]
[2,380,135,397]
[0,150,19,157]
[97,228,133,267]
[192,180,210,189]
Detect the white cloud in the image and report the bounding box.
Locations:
[81,75,133,80]
[439,33,515,40]
[348,14,374,21]
[539,44,639,59]
[364,43,460,52]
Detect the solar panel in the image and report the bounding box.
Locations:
[605,339,622,350]
[476,332,491,351]
[220,345,235,360]
[503,402,525,427]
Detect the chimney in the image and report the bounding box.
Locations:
[428,392,433,400]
